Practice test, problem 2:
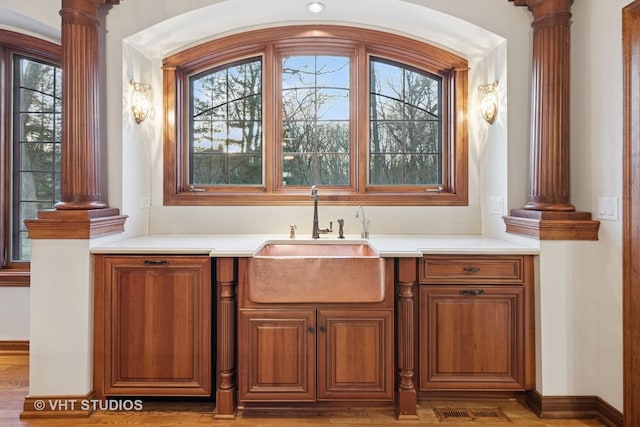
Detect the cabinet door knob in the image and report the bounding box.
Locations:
[319,326,326,333]
[460,289,485,296]
[307,327,314,334]
[143,260,169,265]
[463,267,480,273]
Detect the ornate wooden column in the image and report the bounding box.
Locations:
[25,0,126,238]
[396,258,418,419]
[215,258,237,419]
[504,0,599,240]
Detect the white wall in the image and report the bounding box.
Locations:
[570,0,625,410]
[0,287,29,340]
[107,0,526,237]
[29,240,94,395]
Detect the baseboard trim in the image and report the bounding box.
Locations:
[525,390,623,427]
[21,391,95,418]
[0,340,29,355]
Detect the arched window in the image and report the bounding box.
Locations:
[163,26,468,206]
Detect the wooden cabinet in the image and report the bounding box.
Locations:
[317,309,393,400]
[239,308,393,402]
[237,257,394,404]
[419,255,534,391]
[94,255,212,397]
[240,309,316,401]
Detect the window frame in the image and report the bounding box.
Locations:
[0,30,61,285]
[163,25,468,206]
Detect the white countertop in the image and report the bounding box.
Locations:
[90,234,540,257]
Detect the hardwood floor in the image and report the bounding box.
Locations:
[0,353,606,426]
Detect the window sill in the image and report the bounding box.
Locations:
[0,269,30,287]
[164,190,468,206]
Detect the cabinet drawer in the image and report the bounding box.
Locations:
[420,255,524,284]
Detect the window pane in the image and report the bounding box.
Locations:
[12,57,61,262]
[283,153,314,186]
[370,57,442,185]
[20,142,60,172]
[281,55,350,186]
[193,153,226,185]
[316,121,349,152]
[283,122,315,153]
[190,57,262,185]
[317,154,350,185]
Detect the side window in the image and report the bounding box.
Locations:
[189,57,262,186]
[0,33,61,273]
[369,57,442,186]
[12,56,62,261]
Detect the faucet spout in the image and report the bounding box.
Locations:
[355,205,369,239]
[310,185,332,239]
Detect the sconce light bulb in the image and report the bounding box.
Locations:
[478,81,498,125]
[130,80,151,124]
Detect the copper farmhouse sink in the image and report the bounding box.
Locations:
[246,242,386,304]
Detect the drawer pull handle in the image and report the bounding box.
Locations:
[143,260,169,265]
[460,289,485,296]
[463,267,480,273]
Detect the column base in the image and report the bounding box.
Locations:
[24,208,127,239]
[503,209,600,240]
[396,388,418,419]
[213,389,237,419]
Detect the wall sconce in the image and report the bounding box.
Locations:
[130,80,151,124]
[478,81,498,124]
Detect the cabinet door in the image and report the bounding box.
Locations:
[102,256,211,396]
[317,310,393,400]
[239,310,316,401]
[419,286,524,390]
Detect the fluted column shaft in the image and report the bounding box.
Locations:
[215,258,237,418]
[56,0,107,209]
[524,0,575,211]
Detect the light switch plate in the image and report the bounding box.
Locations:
[488,196,504,215]
[139,197,151,209]
[596,197,618,221]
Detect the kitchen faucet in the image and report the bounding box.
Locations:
[310,185,332,239]
[355,205,370,239]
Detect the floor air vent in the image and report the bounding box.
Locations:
[433,407,511,423]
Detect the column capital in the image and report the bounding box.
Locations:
[510,0,573,27]
[510,0,572,13]
[60,0,119,25]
